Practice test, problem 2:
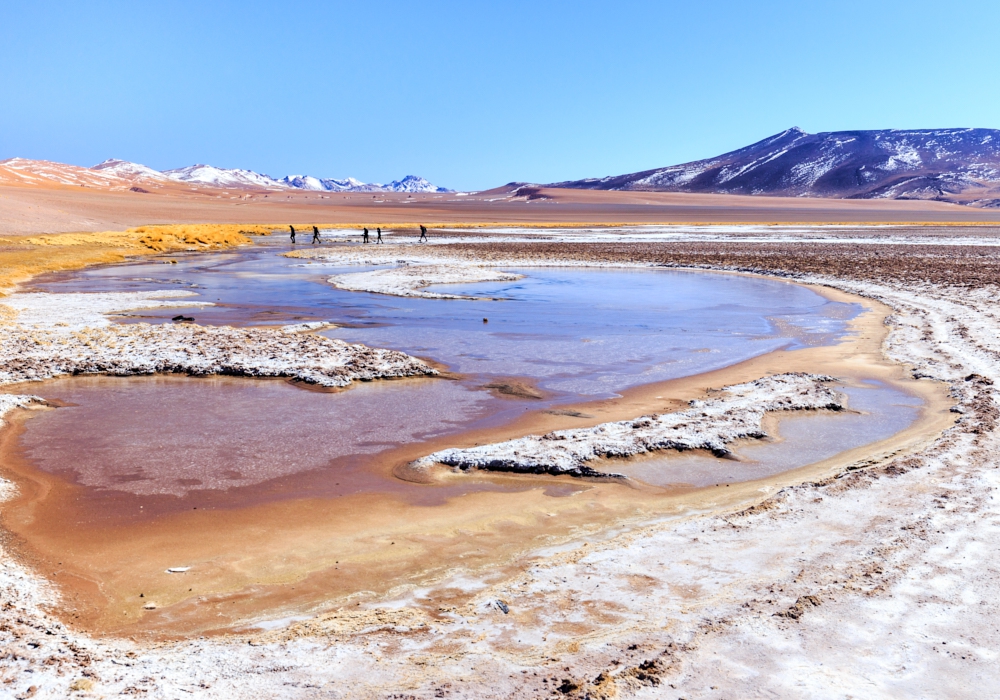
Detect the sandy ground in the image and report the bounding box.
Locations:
[5,183,1000,238]
[1,224,999,698]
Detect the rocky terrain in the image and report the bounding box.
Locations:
[551,127,1000,206]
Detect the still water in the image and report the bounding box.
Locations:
[13,242,916,503]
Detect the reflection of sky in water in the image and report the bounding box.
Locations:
[20,375,495,497]
[613,380,922,487]
[34,248,862,400]
[330,267,861,397]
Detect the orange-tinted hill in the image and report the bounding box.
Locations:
[3,158,1000,235]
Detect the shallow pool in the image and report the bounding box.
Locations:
[31,242,862,401]
[609,380,923,487]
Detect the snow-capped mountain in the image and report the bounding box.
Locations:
[551,128,1000,206]
[280,173,450,193]
[162,164,287,190]
[381,175,451,193]
[91,158,170,182]
[162,164,451,193]
[1,155,452,193]
[279,175,369,191]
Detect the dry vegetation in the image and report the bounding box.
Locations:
[0,224,265,293]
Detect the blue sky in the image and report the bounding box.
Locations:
[1,1,997,190]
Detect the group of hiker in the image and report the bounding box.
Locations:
[287,225,322,245]
[288,224,429,244]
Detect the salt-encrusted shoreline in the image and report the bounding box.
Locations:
[328,263,524,299]
[0,291,435,388]
[412,373,843,478]
[4,231,1000,698]
[0,394,43,425]
[289,245,653,299]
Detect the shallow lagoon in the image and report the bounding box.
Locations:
[15,243,919,502]
[32,243,861,400]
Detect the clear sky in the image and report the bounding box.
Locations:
[1,1,998,191]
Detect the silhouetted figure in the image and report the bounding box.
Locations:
[289,225,296,243]
[376,227,383,244]
[312,226,321,244]
[419,224,428,242]
[363,227,369,243]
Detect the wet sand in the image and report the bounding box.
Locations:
[0,280,955,639]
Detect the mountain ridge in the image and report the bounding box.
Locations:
[0,157,452,193]
[550,127,1000,207]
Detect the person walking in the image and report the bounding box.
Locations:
[419,224,428,243]
[312,225,321,244]
[362,227,369,244]
[376,227,383,244]
[289,225,296,243]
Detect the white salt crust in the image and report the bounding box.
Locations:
[412,373,843,477]
[329,263,523,299]
[0,291,435,388]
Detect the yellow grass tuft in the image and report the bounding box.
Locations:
[1,224,261,295]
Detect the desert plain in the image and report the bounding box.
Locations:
[1,180,1000,699]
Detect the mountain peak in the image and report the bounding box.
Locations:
[549,127,1000,207]
[91,159,169,181]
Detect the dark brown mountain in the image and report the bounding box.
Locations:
[550,128,1000,207]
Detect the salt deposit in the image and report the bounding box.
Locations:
[0,393,43,426]
[328,263,523,299]
[412,373,843,477]
[0,291,435,388]
[293,244,650,299]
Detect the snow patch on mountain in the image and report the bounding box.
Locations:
[2,155,454,193]
[0,158,130,189]
[280,175,361,191]
[91,159,170,182]
[551,127,1000,205]
[382,175,451,193]
[163,164,288,189]
[162,165,451,192]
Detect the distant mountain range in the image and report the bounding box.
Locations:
[1,157,451,193]
[550,128,1000,207]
